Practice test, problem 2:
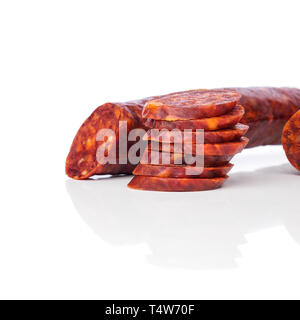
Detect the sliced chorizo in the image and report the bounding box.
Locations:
[143,123,249,144]
[140,148,234,167]
[128,175,228,192]
[142,89,241,120]
[282,110,300,171]
[65,90,208,179]
[66,87,300,180]
[150,137,249,156]
[143,105,245,131]
[133,163,233,178]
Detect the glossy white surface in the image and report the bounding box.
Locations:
[1,0,300,300]
[1,145,300,299]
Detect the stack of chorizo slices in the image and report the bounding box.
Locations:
[128,89,249,192]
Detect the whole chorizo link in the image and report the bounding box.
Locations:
[66,87,300,179]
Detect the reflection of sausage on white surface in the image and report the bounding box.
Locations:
[65,157,300,269]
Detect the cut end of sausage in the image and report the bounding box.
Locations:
[282,110,300,171]
[65,103,124,180]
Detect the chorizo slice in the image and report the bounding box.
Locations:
[128,175,228,192]
[133,163,233,178]
[140,148,234,167]
[143,123,249,144]
[142,89,241,120]
[150,137,249,156]
[143,105,245,131]
[282,110,300,171]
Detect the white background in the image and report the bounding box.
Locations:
[0,0,300,299]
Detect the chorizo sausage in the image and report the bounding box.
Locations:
[140,148,234,167]
[142,89,241,120]
[128,176,228,192]
[231,87,300,147]
[150,137,249,156]
[66,87,300,179]
[133,163,233,178]
[282,110,300,171]
[66,89,207,179]
[143,105,245,131]
[143,123,249,144]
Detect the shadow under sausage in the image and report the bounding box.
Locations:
[65,162,300,270]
